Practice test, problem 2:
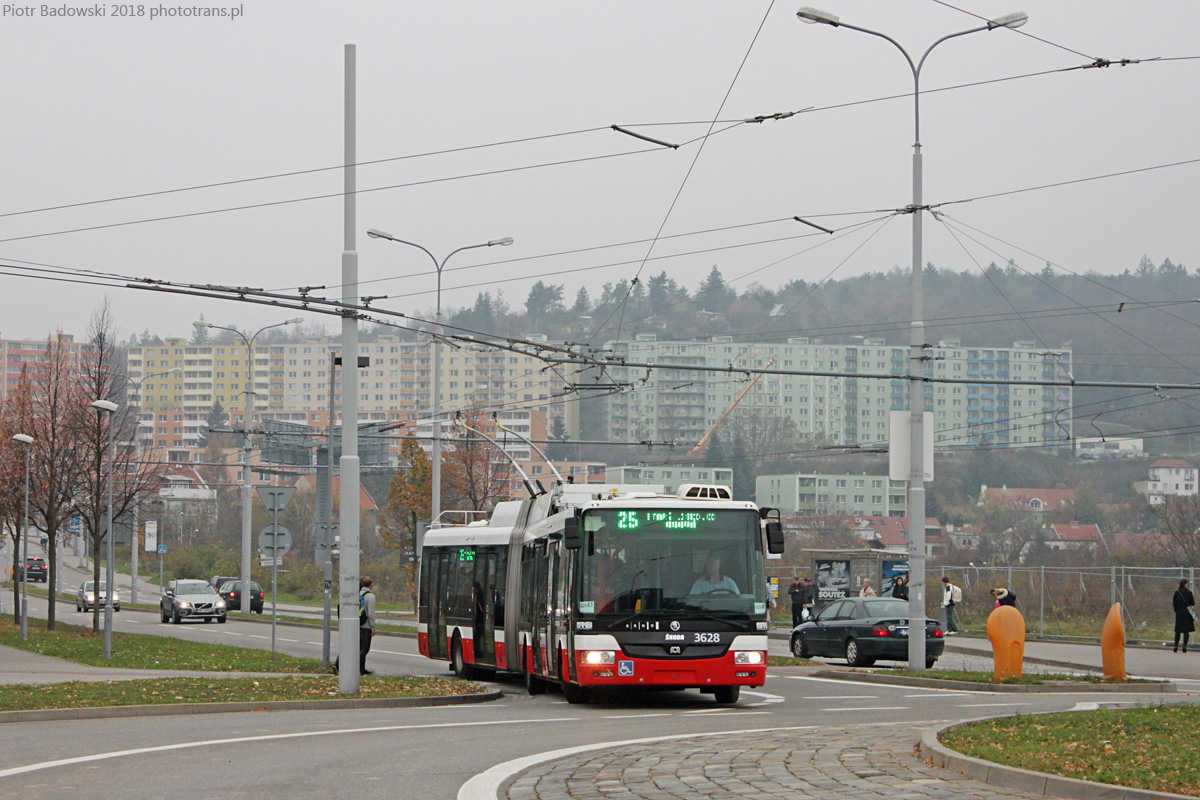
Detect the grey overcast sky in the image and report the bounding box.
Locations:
[2,1,1197,344]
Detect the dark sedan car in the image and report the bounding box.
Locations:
[219,581,265,613]
[18,557,48,583]
[790,597,944,668]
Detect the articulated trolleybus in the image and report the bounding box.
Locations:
[419,482,785,704]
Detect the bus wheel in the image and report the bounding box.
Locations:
[451,636,471,680]
[713,685,740,704]
[524,668,546,695]
[562,682,592,705]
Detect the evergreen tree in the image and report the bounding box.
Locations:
[571,286,592,314]
[696,266,734,315]
[191,314,211,345]
[197,400,228,448]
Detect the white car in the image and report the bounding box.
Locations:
[161,579,227,623]
[76,581,120,612]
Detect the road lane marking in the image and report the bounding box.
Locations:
[0,717,581,780]
[802,695,878,700]
[221,631,243,636]
[602,713,670,719]
[954,702,1031,708]
[249,635,268,639]
[819,706,908,712]
[741,690,785,704]
[373,649,425,659]
[903,693,973,698]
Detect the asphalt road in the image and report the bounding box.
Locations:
[9,594,1200,799]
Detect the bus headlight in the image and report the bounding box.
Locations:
[582,650,616,665]
[733,651,765,665]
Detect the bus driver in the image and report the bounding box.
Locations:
[691,554,740,594]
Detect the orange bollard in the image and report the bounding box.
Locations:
[987,605,1025,681]
[1101,602,1126,681]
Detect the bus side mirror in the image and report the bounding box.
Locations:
[564,516,582,550]
[765,521,785,555]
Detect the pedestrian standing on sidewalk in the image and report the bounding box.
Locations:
[859,579,876,598]
[1173,578,1195,653]
[359,576,377,674]
[942,576,961,634]
[891,575,909,601]
[788,576,805,627]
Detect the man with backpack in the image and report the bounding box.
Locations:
[333,576,378,676]
[942,575,962,634]
[358,576,377,675]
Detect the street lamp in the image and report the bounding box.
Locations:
[366,228,513,525]
[796,6,1027,672]
[122,367,181,606]
[192,317,303,612]
[12,433,32,642]
[90,399,119,661]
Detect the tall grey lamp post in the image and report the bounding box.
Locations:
[192,318,303,612]
[13,433,32,642]
[365,229,513,527]
[90,399,119,661]
[795,6,1028,671]
[123,367,180,606]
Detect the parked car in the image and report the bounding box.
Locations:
[18,557,48,583]
[161,579,227,624]
[219,581,265,613]
[76,581,120,612]
[789,597,944,668]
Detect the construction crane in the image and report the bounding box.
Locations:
[686,357,775,458]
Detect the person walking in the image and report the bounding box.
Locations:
[859,579,876,598]
[359,576,377,675]
[1173,578,1195,653]
[991,587,1018,607]
[942,576,961,634]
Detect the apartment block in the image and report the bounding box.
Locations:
[1,334,98,400]
[608,464,735,495]
[581,335,1072,449]
[756,473,907,517]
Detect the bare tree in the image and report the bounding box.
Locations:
[75,303,162,632]
[25,333,90,631]
[378,438,432,608]
[442,409,514,512]
[0,372,34,621]
[1156,495,1200,567]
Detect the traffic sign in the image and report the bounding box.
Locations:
[157,544,167,554]
[259,556,282,567]
[256,485,296,515]
[257,524,293,557]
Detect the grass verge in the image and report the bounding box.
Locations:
[0,616,327,673]
[0,674,483,712]
[881,668,1150,684]
[768,655,813,667]
[942,706,1200,797]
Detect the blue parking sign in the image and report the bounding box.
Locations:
[617,660,634,677]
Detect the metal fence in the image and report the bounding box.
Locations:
[768,563,1197,643]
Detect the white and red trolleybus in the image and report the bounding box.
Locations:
[418,482,785,704]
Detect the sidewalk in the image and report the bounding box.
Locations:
[943,634,1200,681]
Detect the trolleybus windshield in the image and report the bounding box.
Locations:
[577,508,767,616]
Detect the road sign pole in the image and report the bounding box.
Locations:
[270,504,279,658]
[322,559,333,668]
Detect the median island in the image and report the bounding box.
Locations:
[0,617,484,713]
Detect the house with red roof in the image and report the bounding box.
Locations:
[979,485,1075,524]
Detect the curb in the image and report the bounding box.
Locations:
[0,689,501,725]
[942,641,1103,674]
[813,669,1175,693]
[918,718,1194,800]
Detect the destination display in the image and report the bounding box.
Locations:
[614,510,721,531]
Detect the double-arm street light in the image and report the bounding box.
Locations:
[192,318,303,612]
[796,6,1028,671]
[365,229,513,526]
[123,367,181,606]
[90,399,119,661]
[12,433,32,642]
